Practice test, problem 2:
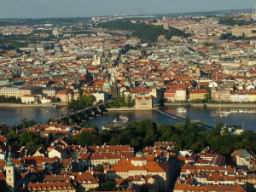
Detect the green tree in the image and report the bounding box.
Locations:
[98,19,189,42]
[127,94,135,107]
[18,132,42,153]
[99,180,116,191]
[73,131,102,146]
[68,95,96,110]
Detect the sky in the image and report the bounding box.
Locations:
[0,0,255,18]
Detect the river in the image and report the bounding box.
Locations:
[87,106,256,131]
[0,107,67,126]
[0,106,255,130]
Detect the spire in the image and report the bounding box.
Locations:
[6,148,14,166]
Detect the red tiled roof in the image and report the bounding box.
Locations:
[111,159,165,173]
[74,171,98,184]
[0,136,7,143]
[28,181,75,191]
[190,89,208,94]
[174,184,246,192]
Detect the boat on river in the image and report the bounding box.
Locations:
[102,115,129,130]
[177,107,187,113]
[216,109,256,117]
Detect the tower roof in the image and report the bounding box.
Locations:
[6,151,14,166]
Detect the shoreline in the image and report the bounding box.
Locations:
[0,102,255,109]
[165,103,256,109]
[107,102,256,111]
[0,103,67,108]
[107,107,158,111]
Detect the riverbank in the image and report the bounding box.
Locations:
[0,103,67,108]
[165,102,256,109]
[107,107,158,111]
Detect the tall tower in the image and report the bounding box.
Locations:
[5,151,15,191]
[253,2,256,21]
[255,2,256,17]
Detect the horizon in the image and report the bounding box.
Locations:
[0,7,253,20]
[0,0,255,19]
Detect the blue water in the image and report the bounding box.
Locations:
[164,107,256,130]
[86,110,181,128]
[0,107,67,126]
[0,106,255,131]
[87,107,256,131]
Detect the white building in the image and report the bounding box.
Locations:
[175,90,187,101]
[40,97,52,104]
[21,95,39,104]
[0,87,20,98]
[92,92,107,102]
[48,148,67,160]
[43,88,56,97]
[110,153,167,181]
[230,93,248,103]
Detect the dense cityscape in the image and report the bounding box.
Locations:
[0,3,256,192]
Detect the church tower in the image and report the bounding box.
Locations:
[5,151,15,191]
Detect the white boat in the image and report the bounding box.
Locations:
[102,126,110,130]
[177,107,187,113]
[216,110,230,117]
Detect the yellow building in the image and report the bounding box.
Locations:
[135,95,153,110]
[189,89,209,101]
[247,92,256,102]
[211,89,231,102]
[110,153,167,181]
[19,87,33,97]
[21,95,39,104]
[43,88,56,97]
[56,89,73,103]
[0,87,20,98]
[232,26,256,38]
[74,172,99,191]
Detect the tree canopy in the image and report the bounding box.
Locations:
[72,119,256,156]
[98,19,189,42]
[68,95,96,110]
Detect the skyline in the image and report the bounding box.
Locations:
[0,0,255,19]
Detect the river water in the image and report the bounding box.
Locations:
[163,106,256,130]
[0,107,67,126]
[87,106,256,131]
[0,106,255,130]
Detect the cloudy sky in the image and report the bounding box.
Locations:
[0,0,255,18]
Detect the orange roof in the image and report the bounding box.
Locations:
[89,145,133,153]
[0,160,5,169]
[181,164,234,174]
[74,171,98,184]
[28,181,75,191]
[191,89,208,94]
[44,175,69,182]
[0,171,5,181]
[174,184,246,192]
[111,159,166,173]
[0,136,7,143]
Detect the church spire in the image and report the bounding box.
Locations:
[6,149,14,166]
